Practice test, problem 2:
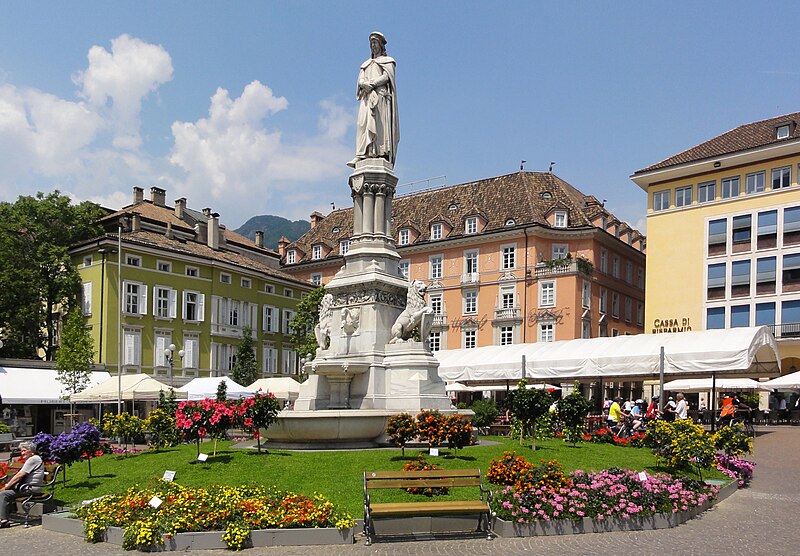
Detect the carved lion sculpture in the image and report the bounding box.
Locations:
[314,293,334,353]
[389,280,433,343]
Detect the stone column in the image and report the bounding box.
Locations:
[352,194,364,236]
[363,188,375,235]
[384,189,394,238]
[374,188,386,236]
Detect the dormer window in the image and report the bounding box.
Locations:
[312,245,322,260]
[554,210,567,228]
[505,218,516,227]
[332,226,341,233]
[286,250,296,264]
[777,124,791,139]
[448,203,459,211]
[340,239,350,255]
[398,228,409,245]
[465,216,478,235]
[431,223,443,240]
[541,192,552,200]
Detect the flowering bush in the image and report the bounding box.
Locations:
[401,454,448,496]
[487,451,570,493]
[32,432,55,462]
[238,392,281,453]
[518,459,571,493]
[644,419,716,476]
[97,412,146,448]
[712,424,753,457]
[492,467,718,523]
[145,408,180,450]
[442,414,474,450]
[487,451,533,487]
[415,410,447,447]
[74,480,356,551]
[386,413,418,456]
[715,455,755,487]
[588,429,647,448]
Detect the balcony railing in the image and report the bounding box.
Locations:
[461,272,480,285]
[493,306,521,322]
[767,323,800,339]
[432,312,449,328]
[534,258,593,278]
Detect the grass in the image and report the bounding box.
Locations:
[51,436,725,517]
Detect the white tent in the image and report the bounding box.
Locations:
[178,376,254,400]
[249,377,301,400]
[447,383,559,392]
[70,373,186,402]
[436,327,780,382]
[763,371,800,390]
[0,366,111,404]
[662,377,772,393]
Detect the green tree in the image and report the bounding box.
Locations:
[289,286,327,360]
[469,399,499,429]
[231,326,259,386]
[55,309,95,412]
[216,379,228,401]
[508,380,553,450]
[0,191,104,359]
[557,388,592,447]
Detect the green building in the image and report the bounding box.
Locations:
[70,186,313,386]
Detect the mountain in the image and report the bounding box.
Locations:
[234,215,310,250]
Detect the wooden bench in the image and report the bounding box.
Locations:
[2,462,62,527]
[363,468,492,545]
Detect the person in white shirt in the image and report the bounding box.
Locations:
[675,392,688,420]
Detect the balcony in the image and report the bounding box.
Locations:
[767,323,800,339]
[534,257,593,278]
[432,312,449,329]
[493,305,522,324]
[461,272,480,285]
[211,323,257,339]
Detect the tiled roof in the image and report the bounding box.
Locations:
[287,171,642,264]
[635,111,800,174]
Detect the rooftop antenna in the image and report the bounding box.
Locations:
[602,199,607,207]
[520,160,526,171]
[549,161,555,173]
[330,202,336,211]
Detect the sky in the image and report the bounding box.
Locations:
[2,2,800,234]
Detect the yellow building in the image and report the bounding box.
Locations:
[632,112,800,373]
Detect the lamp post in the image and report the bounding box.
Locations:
[164,343,184,388]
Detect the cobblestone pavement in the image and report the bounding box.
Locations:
[3,426,798,555]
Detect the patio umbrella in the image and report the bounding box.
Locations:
[763,371,800,390]
[249,377,301,400]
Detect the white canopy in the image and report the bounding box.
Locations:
[249,377,301,400]
[662,377,772,393]
[436,327,780,382]
[178,376,254,400]
[763,371,800,390]
[70,373,185,402]
[447,382,559,392]
[0,366,111,404]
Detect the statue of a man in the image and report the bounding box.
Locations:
[350,32,399,167]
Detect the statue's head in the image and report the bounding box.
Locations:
[410,279,427,298]
[369,32,387,57]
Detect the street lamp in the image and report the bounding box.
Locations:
[164,343,184,388]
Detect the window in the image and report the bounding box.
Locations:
[464,250,479,278]
[263,344,277,374]
[732,215,752,252]
[600,249,608,273]
[286,250,296,264]
[772,166,791,189]
[398,229,409,245]
[398,260,410,279]
[746,171,765,194]
[282,309,296,334]
[637,267,645,289]
[612,256,620,278]
[539,281,555,307]
[599,288,607,314]
[431,223,443,240]
[599,323,608,337]
[653,190,670,211]
[624,297,632,322]
[552,244,568,260]
[721,176,740,199]
[465,217,478,234]
[708,218,727,256]
[757,210,778,249]
[707,263,726,300]
[154,332,171,368]
[707,307,725,329]
[185,266,198,277]
[264,284,274,294]
[183,291,205,321]
[698,181,716,203]
[637,303,644,326]
[123,329,141,366]
[241,278,251,288]
[731,260,751,297]
[429,293,443,315]
[756,257,776,294]
[157,261,171,273]
[81,282,92,315]
[755,302,776,326]
[731,305,750,328]
[312,245,322,260]
[463,329,476,349]
[581,281,591,309]
[625,261,633,284]
[611,292,620,318]
[284,288,294,298]
[282,349,297,374]
[502,245,516,269]
[581,320,591,339]
[220,273,231,284]
[464,290,478,314]
[183,336,198,369]
[500,326,514,345]
[778,124,791,139]
[675,185,693,207]
[612,329,620,337]
[428,331,441,352]
[539,322,554,343]
[263,305,276,332]
[784,206,800,246]
[126,254,141,267]
[153,286,177,318]
[311,273,322,286]
[430,255,443,279]
[783,253,800,290]
[505,218,515,226]
[782,300,800,327]
[554,210,567,228]
[123,281,147,315]
[212,343,236,373]
[83,255,92,267]
[501,286,515,309]
[340,239,350,255]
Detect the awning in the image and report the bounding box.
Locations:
[249,377,301,400]
[70,373,185,402]
[435,326,780,382]
[0,366,111,404]
[662,377,772,393]
[178,377,254,401]
[763,370,800,390]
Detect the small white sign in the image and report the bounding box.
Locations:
[163,470,176,482]
[638,471,648,482]
[429,448,439,457]
[149,496,163,509]
[197,453,208,462]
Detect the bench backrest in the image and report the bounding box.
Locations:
[5,462,61,488]
[364,469,483,490]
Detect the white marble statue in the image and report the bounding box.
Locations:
[389,280,433,343]
[351,31,399,166]
[314,293,334,353]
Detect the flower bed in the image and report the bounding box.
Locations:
[73,480,355,551]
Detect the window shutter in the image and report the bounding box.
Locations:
[211,296,220,325]
[197,294,205,321]
[139,285,148,315]
[155,336,166,367]
[169,289,177,318]
[124,332,136,365]
[82,282,92,315]
[185,339,196,368]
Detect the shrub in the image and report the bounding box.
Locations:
[557,389,591,446]
[238,392,282,453]
[442,414,474,450]
[518,459,571,492]
[145,408,179,450]
[487,451,533,487]
[386,413,418,456]
[415,409,447,447]
[644,419,716,477]
[507,380,553,449]
[402,454,448,496]
[469,399,499,429]
[0,423,10,434]
[713,424,753,457]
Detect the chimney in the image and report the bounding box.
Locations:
[131,213,141,232]
[255,230,264,248]
[310,211,325,229]
[133,186,144,204]
[150,187,166,207]
[175,198,186,219]
[207,211,220,250]
[277,236,290,257]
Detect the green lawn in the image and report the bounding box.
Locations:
[52,436,723,517]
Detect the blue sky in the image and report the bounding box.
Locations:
[2,1,800,233]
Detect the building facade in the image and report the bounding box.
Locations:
[632,112,800,371]
[70,187,313,385]
[282,171,646,351]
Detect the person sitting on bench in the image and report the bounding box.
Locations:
[0,441,43,527]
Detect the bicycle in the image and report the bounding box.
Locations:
[727,411,755,438]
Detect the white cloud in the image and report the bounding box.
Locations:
[73,34,173,149]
